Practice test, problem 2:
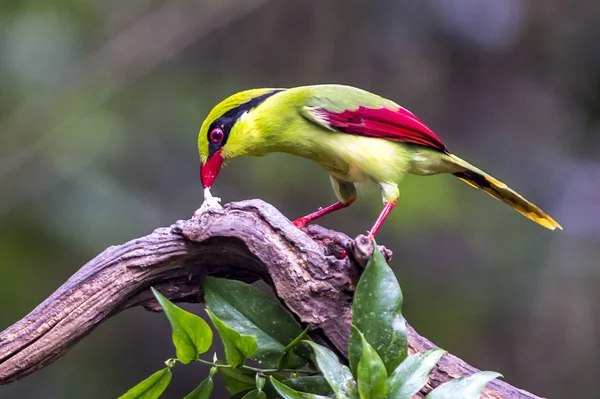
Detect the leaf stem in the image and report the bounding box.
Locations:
[195,358,315,375]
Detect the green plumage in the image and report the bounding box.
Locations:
[206,85,454,203]
[198,84,561,231]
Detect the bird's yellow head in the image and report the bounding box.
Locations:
[197,88,283,188]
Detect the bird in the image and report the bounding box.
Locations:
[197,84,561,238]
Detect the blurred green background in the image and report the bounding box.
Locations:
[1,0,599,398]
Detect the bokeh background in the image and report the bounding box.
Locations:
[1,1,599,398]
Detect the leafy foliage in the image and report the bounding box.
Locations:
[425,371,503,399]
[349,246,407,375]
[277,324,311,370]
[206,309,258,367]
[220,366,257,395]
[118,368,172,399]
[355,327,387,399]
[387,349,445,399]
[271,377,330,399]
[183,368,217,399]
[203,276,306,368]
[151,287,212,364]
[241,389,268,399]
[303,340,359,399]
[123,243,501,398]
[280,376,333,396]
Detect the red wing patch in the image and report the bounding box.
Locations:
[318,106,448,152]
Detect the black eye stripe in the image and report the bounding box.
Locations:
[206,90,284,158]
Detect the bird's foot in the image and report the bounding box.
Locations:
[349,235,393,267]
[293,218,308,228]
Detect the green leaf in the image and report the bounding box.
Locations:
[256,375,266,391]
[220,367,257,395]
[203,276,306,368]
[282,376,333,396]
[277,324,311,369]
[206,309,257,367]
[388,349,445,399]
[347,329,362,379]
[303,341,358,399]
[118,368,171,399]
[425,371,502,399]
[355,327,387,399]
[183,375,214,399]
[229,392,254,399]
[151,287,212,364]
[271,377,332,399]
[241,389,267,399]
[350,242,407,375]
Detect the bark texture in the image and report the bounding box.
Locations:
[0,199,543,398]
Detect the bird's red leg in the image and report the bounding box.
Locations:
[293,199,355,228]
[368,200,398,240]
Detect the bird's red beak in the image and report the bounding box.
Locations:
[201,149,224,188]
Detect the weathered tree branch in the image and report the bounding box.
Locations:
[0,200,543,398]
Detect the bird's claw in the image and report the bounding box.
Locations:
[293,218,307,228]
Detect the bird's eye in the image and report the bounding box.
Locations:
[209,128,224,143]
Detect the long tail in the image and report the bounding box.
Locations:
[448,154,562,230]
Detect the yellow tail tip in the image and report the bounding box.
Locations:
[541,220,562,231]
[517,209,563,231]
[453,166,563,231]
[480,175,562,231]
